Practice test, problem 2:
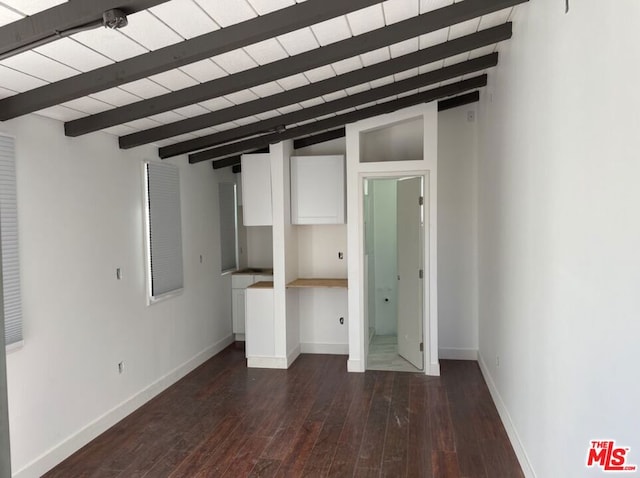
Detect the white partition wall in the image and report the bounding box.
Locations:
[346,103,439,375]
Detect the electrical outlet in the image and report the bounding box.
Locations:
[116,268,122,280]
[338,252,344,259]
[199,254,203,264]
[118,361,124,374]
[496,355,500,368]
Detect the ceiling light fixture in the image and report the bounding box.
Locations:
[102,9,129,29]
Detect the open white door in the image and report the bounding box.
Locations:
[396,176,424,370]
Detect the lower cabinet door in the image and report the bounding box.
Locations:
[232,288,246,334]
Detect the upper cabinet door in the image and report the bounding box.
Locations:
[291,155,345,225]
[241,154,272,226]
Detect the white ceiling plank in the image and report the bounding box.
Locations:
[1,0,64,15]
[0,86,15,99]
[468,44,497,59]
[303,64,335,83]
[250,81,285,98]
[449,18,481,40]
[233,116,260,126]
[383,0,420,25]
[212,49,259,74]
[360,47,391,67]
[346,4,385,35]
[244,38,289,66]
[0,65,47,91]
[299,97,324,108]
[195,0,257,28]
[146,110,187,124]
[122,10,183,50]
[190,127,219,137]
[35,105,85,122]
[478,9,512,29]
[443,52,471,66]
[255,110,280,121]
[123,117,164,131]
[278,104,303,114]
[277,27,319,56]
[419,0,453,14]
[0,5,23,27]
[173,103,211,117]
[322,90,348,102]
[389,38,419,58]
[276,73,310,90]
[119,78,170,99]
[418,60,444,74]
[101,124,137,136]
[246,0,295,14]
[1,50,78,81]
[180,59,227,83]
[73,29,147,62]
[394,67,419,81]
[419,27,449,49]
[346,83,370,96]
[224,89,260,105]
[90,87,141,107]
[331,56,362,76]
[199,96,235,111]
[61,96,113,114]
[369,75,395,89]
[150,0,220,39]
[35,38,113,72]
[311,16,352,46]
[148,68,199,91]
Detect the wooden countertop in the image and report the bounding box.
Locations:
[247,281,274,289]
[286,278,348,289]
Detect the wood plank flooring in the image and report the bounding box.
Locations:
[44,344,523,478]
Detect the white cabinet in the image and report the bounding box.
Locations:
[245,286,275,359]
[231,272,273,336]
[291,155,345,225]
[241,153,272,226]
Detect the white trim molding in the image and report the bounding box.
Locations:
[439,348,478,361]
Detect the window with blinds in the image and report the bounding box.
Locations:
[218,183,238,273]
[0,135,23,348]
[144,162,184,302]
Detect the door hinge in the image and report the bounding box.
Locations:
[419,269,423,279]
[418,196,424,206]
[419,342,424,352]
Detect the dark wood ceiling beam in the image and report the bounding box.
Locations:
[64,0,526,137]
[0,0,385,121]
[0,0,169,60]
[214,91,482,170]
[173,54,497,160]
[438,90,480,111]
[135,23,511,155]
[293,128,347,150]
[195,75,487,164]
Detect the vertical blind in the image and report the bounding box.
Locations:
[0,135,22,346]
[145,162,183,299]
[218,183,237,272]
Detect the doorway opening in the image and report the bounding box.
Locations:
[364,175,425,372]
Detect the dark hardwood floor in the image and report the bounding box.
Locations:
[44,344,523,478]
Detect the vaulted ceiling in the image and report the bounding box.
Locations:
[0,0,527,167]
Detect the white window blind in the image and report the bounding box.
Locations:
[144,162,183,300]
[218,183,237,272]
[0,135,22,347]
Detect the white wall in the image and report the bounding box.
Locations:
[1,114,233,477]
[246,226,273,268]
[438,105,479,360]
[477,1,640,476]
[370,179,398,336]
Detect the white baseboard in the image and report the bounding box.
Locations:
[427,360,440,376]
[17,334,235,478]
[439,348,478,361]
[234,333,245,341]
[347,359,364,372]
[300,343,349,355]
[477,352,536,478]
[287,345,301,367]
[246,356,288,369]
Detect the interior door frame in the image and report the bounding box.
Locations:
[358,170,435,375]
